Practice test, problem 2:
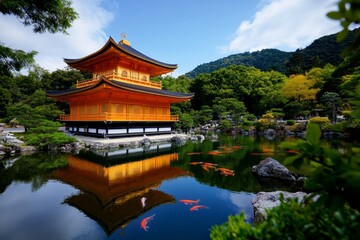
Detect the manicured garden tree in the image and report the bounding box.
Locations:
[6,90,75,149]
[321,92,341,123]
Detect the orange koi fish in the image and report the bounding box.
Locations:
[203,164,217,169]
[190,205,209,211]
[262,148,274,153]
[186,152,203,156]
[208,150,221,156]
[217,167,234,173]
[189,162,203,165]
[232,145,241,150]
[140,214,155,232]
[202,165,209,171]
[179,199,200,205]
[220,171,235,176]
[202,162,218,166]
[287,149,299,154]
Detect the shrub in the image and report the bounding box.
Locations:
[27,120,61,134]
[323,122,345,132]
[309,116,330,127]
[288,123,307,132]
[255,118,277,132]
[244,114,257,121]
[218,119,232,132]
[25,132,75,149]
[178,113,194,132]
[286,119,295,125]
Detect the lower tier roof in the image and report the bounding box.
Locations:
[46,76,194,100]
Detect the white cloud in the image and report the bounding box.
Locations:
[0,0,114,71]
[220,0,341,53]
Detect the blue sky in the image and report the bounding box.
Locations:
[0,0,342,77]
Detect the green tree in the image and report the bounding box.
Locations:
[213,98,247,124]
[7,90,62,132]
[156,75,191,93]
[306,64,336,90]
[190,65,286,115]
[178,113,194,132]
[0,0,78,34]
[285,50,304,75]
[197,105,213,125]
[0,45,37,76]
[321,92,341,123]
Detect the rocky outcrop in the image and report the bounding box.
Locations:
[252,157,306,183]
[252,191,308,223]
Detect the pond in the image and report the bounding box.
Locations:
[0,134,355,240]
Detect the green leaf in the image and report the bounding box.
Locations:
[284,154,302,166]
[337,29,349,42]
[305,123,321,145]
[327,11,343,20]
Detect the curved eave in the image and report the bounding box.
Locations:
[46,77,194,100]
[64,37,177,72]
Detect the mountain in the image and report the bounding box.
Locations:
[185,29,357,78]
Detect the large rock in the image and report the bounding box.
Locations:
[170,136,187,145]
[252,157,304,182]
[252,191,308,223]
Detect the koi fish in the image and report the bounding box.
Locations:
[203,164,217,169]
[186,152,203,156]
[262,148,274,153]
[217,167,234,173]
[220,171,235,176]
[189,162,203,165]
[140,214,155,232]
[232,145,241,150]
[208,150,221,156]
[190,205,209,211]
[179,199,200,205]
[141,197,146,208]
[287,149,299,153]
[202,165,209,171]
[202,162,218,166]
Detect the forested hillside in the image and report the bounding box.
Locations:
[185,49,291,79]
[186,28,357,78]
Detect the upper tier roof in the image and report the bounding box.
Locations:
[64,37,178,77]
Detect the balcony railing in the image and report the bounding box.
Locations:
[76,74,162,89]
[60,113,178,122]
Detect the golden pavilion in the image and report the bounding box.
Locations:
[46,36,193,137]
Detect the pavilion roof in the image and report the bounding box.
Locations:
[64,37,177,76]
[46,76,194,99]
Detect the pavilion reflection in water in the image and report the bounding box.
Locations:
[52,143,189,235]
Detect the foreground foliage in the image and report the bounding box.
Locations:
[210,123,360,239]
[210,198,360,240]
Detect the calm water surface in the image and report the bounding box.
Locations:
[0,134,354,240]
